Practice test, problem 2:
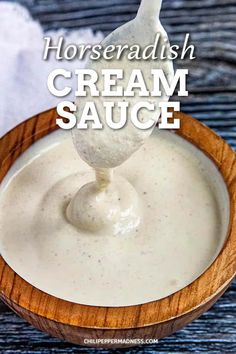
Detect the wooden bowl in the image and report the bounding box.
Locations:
[0,108,235,348]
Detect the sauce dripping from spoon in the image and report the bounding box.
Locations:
[67,0,174,234]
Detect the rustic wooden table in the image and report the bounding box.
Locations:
[0,0,236,352]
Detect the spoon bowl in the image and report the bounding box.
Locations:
[73,0,174,169]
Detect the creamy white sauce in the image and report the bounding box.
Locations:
[0,0,230,307]
[69,0,174,231]
[0,129,229,306]
[73,0,173,169]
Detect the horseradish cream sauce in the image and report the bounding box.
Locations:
[73,0,173,169]
[0,0,230,306]
[68,0,174,231]
[0,129,229,306]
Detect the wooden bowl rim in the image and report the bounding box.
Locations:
[0,108,235,330]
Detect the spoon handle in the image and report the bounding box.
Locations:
[137,0,162,20]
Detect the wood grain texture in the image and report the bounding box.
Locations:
[0,109,235,349]
[1,0,236,351]
[0,284,235,353]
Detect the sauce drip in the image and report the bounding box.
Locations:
[67,0,174,233]
[95,168,113,191]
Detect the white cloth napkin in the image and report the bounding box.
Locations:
[0,2,103,137]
